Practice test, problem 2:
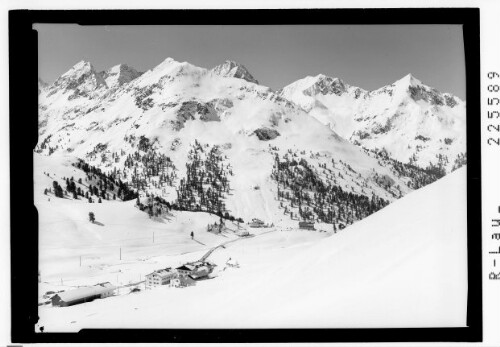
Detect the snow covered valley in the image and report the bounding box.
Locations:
[35,57,468,331]
[37,163,467,331]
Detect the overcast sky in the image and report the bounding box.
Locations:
[36,24,466,99]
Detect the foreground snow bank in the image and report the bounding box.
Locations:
[39,168,467,330]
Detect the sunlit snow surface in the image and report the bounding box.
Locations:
[37,153,467,330]
[36,58,467,331]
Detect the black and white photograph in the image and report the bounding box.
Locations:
[6,3,500,345]
[34,23,469,331]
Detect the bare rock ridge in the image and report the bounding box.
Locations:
[100,64,143,89]
[211,60,259,84]
[278,71,465,172]
[56,60,107,91]
[38,57,465,178]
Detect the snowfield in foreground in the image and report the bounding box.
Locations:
[38,167,467,331]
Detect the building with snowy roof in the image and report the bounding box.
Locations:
[249,218,266,228]
[51,283,116,307]
[170,275,196,288]
[176,261,216,279]
[145,268,177,289]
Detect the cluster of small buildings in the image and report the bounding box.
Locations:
[145,261,216,289]
[51,282,116,307]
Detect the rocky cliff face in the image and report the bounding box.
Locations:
[211,60,259,84]
[101,64,143,89]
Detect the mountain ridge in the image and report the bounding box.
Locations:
[37,56,466,226]
[279,71,465,172]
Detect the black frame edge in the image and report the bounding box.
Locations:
[9,8,482,343]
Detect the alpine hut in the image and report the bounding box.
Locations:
[51,283,116,307]
[299,221,315,230]
[145,267,176,289]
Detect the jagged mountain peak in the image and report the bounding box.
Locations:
[280,73,360,99]
[314,73,341,81]
[368,73,433,101]
[143,57,206,80]
[211,60,259,84]
[107,63,134,72]
[372,73,464,108]
[392,73,423,89]
[60,60,95,77]
[46,60,108,99]
[101,63,142,88]
[278,71,465,172]
[282,72,429,99]
[154,57,198,71]
[303,74,351,96]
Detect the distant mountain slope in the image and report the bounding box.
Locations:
[38,58,444,226]
[279,73,466,172]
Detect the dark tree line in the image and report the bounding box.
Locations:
[174,141,242,222]
[451,152,467,172]
[363,148,444,189]
[52,181,64,198]
[271,153,389,228]
[75,159,138,201]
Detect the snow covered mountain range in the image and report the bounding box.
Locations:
[279,73,466,169]
[37,58,466,226]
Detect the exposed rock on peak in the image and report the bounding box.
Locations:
[53,60,107,94]
[303,74,349,97]
[172,101,220,131]
[397,73,422,87]
[211,60,259,84]
[101,64,142,88]
[279,72,465,172]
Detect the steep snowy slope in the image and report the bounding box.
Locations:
[279,74,368,138]
[280,73,466,172]
[37,58,427,225]
[38,167,467,331]
[35,153,243,287]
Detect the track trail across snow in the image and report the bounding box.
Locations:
[199,228,276,262]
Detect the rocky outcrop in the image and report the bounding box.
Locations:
[211,60,259,84]
[253,127,280,141]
